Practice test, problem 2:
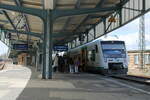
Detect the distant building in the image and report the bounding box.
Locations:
[18,53,28,65]
[128,50,150,70]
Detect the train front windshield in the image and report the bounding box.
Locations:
[101,41,126,58]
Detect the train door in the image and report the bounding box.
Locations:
[81,47,88,71]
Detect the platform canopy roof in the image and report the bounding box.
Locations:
[0,0,128,45]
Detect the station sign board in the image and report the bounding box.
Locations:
[53,45,68,51]
[13,44,28,51]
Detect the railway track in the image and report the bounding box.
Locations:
[110,75,150,85]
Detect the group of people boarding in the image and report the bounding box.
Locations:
[53,54,83,73]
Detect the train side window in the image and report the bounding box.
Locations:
[95,45,98,53]
[88,51,92,61]
[91,50,96,61]
[88,50,95,61]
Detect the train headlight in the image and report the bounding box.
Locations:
[123,64,128,68]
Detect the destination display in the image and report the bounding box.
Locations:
[13,44,28,50]
[53,45,68,51]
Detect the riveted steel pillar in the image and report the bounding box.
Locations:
[103,18,106,34]
[119,8,122,26]
[93,27,96,39]
[49,10,53,79]
[86,31,89,43]
[42,10,53,79]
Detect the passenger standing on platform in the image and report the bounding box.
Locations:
[66,56,70,73]
[58,56,65,72]
[81,59,86,72]
[53,54,59,72]
[61,56,65,72]
[74,57,80,73]
[69,58,74,73]
[63,55,67,73]
[58,56,61,72]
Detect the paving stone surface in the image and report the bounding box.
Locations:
[0,65,150,100]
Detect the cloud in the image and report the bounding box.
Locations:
[111,32,139,50]
[105,12,150,51]
[110,31,150,50]
[104,25,150,50]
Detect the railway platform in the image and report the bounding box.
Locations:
[0,65,150,100]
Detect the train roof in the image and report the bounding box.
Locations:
[69,39,125,51]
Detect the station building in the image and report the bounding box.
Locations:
[128,50,150,76]
[128,50,150,69]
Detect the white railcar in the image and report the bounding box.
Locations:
[68,39,128,74]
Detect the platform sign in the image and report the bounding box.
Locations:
[53,45,68,51]
[13,44,28,51]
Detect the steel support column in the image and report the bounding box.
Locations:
[42,10,53,79]
[86,31,89,42]
[142,0,146,11]
[93,27,96,39]
[48,10,53,79]
[103,18,106,34]
[138,0,146,69]
[119,8,122,26]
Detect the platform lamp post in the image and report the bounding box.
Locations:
[42,0,53,79]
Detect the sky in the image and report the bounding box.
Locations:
[0,11,150,55]
[0,41,9,56]
[100,11,150,51]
